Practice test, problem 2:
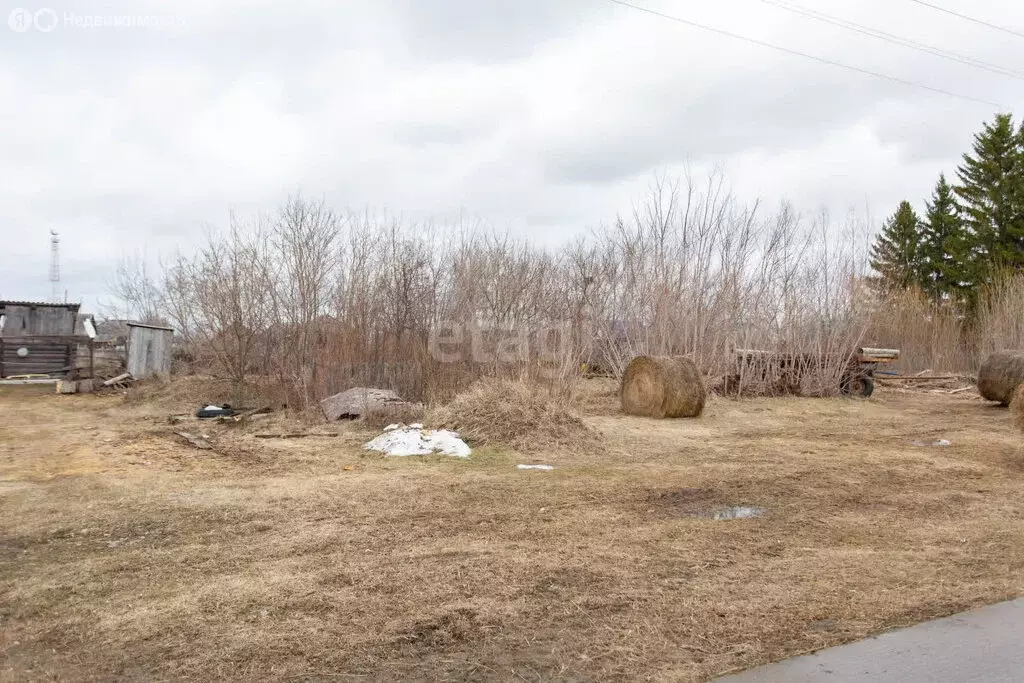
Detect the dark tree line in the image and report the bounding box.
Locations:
[870,113,1024,309]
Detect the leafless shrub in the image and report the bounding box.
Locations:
[977,274,1024,358]
[162,216,277,404]
[110,171,1024,407]
[866,289,970,374]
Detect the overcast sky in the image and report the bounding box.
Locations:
[2,0,1022,309]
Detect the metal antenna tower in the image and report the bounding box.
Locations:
[49,230,61,303]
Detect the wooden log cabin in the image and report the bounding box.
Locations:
[0,301,94,380]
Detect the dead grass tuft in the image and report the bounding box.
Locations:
[430,378,602,452]
[571,376,621,415]
[644,487,723,517]
[1011,385,1024,433]
[124,375,244,412]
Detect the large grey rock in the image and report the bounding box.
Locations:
[320,387,408,421]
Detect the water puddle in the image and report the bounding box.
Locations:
[911,439,951,447]
[704,506,767,521]
[645,489,768,520]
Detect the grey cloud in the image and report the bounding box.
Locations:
[871,103,984,164]
[390,0,603,61]
[542,64,902,186]
[3,0,1024,309]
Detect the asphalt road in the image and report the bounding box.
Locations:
[716,598,1024,683]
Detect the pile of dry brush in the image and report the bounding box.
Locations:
[430,379,601,453]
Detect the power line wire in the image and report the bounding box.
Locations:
[906,0,1024,40]
[606,0,1005,108]
[761,0,1024,81]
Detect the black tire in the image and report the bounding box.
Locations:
[840,375,874,398]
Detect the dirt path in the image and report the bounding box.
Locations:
[1,384,1022,681]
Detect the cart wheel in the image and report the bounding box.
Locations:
[840,375,874,398]
[841,376,874,398]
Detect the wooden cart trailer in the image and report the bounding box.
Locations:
[724,347,900,397]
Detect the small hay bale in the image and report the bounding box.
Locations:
[977,351,1024,405]
[620,355,706,418]
[1011,384,1024,432]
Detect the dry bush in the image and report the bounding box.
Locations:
[866,288,971,374]
[430,378,601,453]
[977,275,1024,360]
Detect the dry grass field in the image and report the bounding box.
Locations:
[2,379,1023,681]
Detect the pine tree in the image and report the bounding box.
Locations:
[954,113,1024,271]
[870,200,923,292]
[918,174,974,304]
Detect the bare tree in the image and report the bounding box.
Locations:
[103,253,166,324]
[163,216,276,404]
[271,196,342,407]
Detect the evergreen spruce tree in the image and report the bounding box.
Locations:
[870,200,923,291]
[954,113,1024,271]
[918,174,974,304]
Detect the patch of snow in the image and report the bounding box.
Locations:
[204,405,221,412]
[409,423,424,429]
[517,464,554,471]
[364,426,470,458]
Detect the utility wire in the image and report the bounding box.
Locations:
[906,0,1024,40]
[606,0,1005,108]
[761,0,1024,81]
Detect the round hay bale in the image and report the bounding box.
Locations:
[621,355,706,418]
[1011,384,1024,433]
[977,351,1024,405]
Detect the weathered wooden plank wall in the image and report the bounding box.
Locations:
[0,304,78,337]
[126,325,173,378]
[0,342,72,377]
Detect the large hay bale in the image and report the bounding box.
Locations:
[977,351,1024,405]
[1011,384,1024,432]
[620,355,705,418]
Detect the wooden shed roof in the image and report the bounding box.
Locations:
[0,301,81,311]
